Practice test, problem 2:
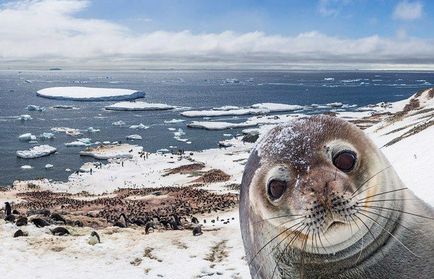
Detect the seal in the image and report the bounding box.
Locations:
[239,115,434,279]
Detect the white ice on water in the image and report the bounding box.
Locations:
[37,87,144,101]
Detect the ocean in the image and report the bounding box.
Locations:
[0,70,432,186]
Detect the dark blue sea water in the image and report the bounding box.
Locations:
[0,70,433,186]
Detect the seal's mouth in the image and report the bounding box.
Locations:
[325,220,346,232]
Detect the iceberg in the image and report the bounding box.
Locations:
[86,127,100,133]
[18,133,37,142]
[105,101,175,111]
[112,120,126,126]
[26,105,46,112]
[65,138,92,147]
[39,132,55,140]
[16,145,57,159]
[21,165,33,170]
[187,121,257,130]
[126,134,142,140]
[19,114,32,121]
[36,87,144,101]
[129,123,149,129]
[251,103,303,112]
[45,164,54,169]
[80,144,141,159]
[164,119,185,124]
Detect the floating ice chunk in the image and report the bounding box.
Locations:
[157,148,170,153]
[327,102,344,108]
[19,114,32,121]
[18,133,37,141]
[86,127,100,133]
[187,121,257,130]
[45,164,54,169]
[105,101,175,111]
[324,77,334,81]
[36,86,144,101]
[218,141,233,148]
[39,132,55,140]
[129,123,149,129]
[251,103,303,112]
[126,134,142,140]
[65,168,71,172]
[21,165,33,170]
[213,106,240,111]
[51,127,82,136]
[65,138,92,147]
[52,105,77,109]
[112,120,126,126]
[168,128,176,131]
[223,134,233,137]
[26,105,45,112]
[181,108,267,117]
[16,145,57,158]
[224,78,240,84]
[164,118,185,124]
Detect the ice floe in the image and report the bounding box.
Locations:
[52,105,78,110]
[45,164,54,169]
[182,103,302,117]
[18,114,32,121]
[164,118,185,124]
[65,138,92,147]
[112,120,126,126]
[251,103,303,112]
[39,132,55,140]
[36,87,144,101]
[126,134,142,140]
[187,121,257,130]
[105,101,175,111]
[129,123,149,129]
[18,133,37,142]
[86,127,100,133]
[20,165,33,170]
[26,105,45,112]
[16,145,57,159]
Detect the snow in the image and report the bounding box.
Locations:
[36,87,144,101]
[105,101,175,111]
[16,145,57,159]
[126,134,142,140]
[79,144,142,160]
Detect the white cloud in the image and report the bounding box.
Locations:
[318,0,351,17]
[0,0,434,69]
[393,1,423,20]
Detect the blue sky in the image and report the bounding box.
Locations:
[78,0,433,38]
[0,0,433,69]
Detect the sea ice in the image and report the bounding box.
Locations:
[21,165,33,170]
[45,164,54,169]
[26,105,45,112]
[19,114,32,121]
[18,133,37,141]
[126,134,142,140]
[129,123,149,129]
[16,145,57,159]
[65,138,92,147]
[164,119,185,124]
[112,120,126,126]
[187,121,257,130]
[106,101,175,111]
[36,87,144,101]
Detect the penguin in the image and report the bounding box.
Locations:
[50,227,70,236]
[31,218,50,228]
[51,213,66,224]
[16,216,28,226]
[193,225,203,236]
[88,231,101,245]
[13,229,28,238]
[5,202,11,216]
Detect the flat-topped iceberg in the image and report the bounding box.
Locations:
[187,121,257,130]
[181,103,303,118]
[36,87,144,101]
[16,145,57,159]
[251,103,303,112]
[105,101,175,111]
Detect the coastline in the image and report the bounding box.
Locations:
[1,88,433,278]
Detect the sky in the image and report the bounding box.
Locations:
[0,0,434,70]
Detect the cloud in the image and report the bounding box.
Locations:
[1,0,434,69]
[393,1,423,20]
[318,0,351,17]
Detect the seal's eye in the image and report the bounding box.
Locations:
[267,179,287,200]
[333,150,357,172]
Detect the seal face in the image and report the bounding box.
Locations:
[239,115,434,279]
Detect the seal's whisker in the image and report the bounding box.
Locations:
[356,187,408,201]
[353,214,386,258]
[350,165,393,197]
[299,227,311,279]
[357,208,415,234]
[249,220,304,266]
[357,212,420,258]
[271,225,308,279]
[316,230,328,254]
[358,205,434,220]
[254,214,303,224]
[360,198,417,204]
